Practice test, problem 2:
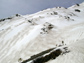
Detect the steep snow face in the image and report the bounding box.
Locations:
[0,2,84,63]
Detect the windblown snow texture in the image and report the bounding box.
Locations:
[0,2,84,63]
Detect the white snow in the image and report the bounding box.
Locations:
[0,2,84,63]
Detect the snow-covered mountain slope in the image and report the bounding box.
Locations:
[0,2,84,63]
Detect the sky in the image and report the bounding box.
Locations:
[0,0,84,19]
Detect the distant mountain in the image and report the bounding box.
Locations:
[0,2,84,63]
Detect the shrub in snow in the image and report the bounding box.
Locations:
[40,22,54,34]
[53,11,58,15]
[15,14,21,17]
[0,17,13,22]
[68,12,76,16]
[41,28,46,32]
[76,4,80,6]
[48,24,54,30]
[50,11,58,15]
[27,19,36,25]
[39,16,44,18]
[55,7,58,8]
[62,41,64,43]
[7,17,12,19]
[75,9,80,12]
[65,7,67,9]
[0,19,5,22]
[40,27,48,34]
[71,19,74,21]
[59,7,61,8]
[64,16,70,20]
[18,58,23,63]
[28,20,32,23]
[57,7,61,8]
[50,13,53,15]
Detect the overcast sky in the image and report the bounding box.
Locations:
[0,0,84,19]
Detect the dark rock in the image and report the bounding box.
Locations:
[33,49,62,63]
[76,4,80,6]
[21,47,55,63]
[15,14,20,17]
[62,41,64,44]
[7,17,12,19]
[28,20,32,23]
[48,24,53,30]
[0,19,5,22]
[75,9,80,12]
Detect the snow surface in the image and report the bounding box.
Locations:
[0,2,84,63]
